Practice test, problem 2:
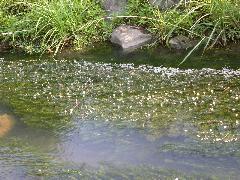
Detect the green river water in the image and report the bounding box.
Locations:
[0,45,240,179]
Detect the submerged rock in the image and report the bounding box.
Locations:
[100,0,127,15]
[110,25,152,51]
[169,35,195,50]
[0,114,15,137]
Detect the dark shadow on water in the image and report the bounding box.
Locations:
[0,102,13,114]
[57,43,240,70]
[1,43,240,69]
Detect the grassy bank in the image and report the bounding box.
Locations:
[0,0,240,54]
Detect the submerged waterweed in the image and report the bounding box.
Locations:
[0,49,239,178]
[0,58,239,143]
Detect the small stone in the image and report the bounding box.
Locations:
[169,35,195,50]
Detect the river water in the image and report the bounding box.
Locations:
[0,45,240,179]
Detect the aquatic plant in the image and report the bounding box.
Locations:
[0,50,239,179]
[1,57,239,141]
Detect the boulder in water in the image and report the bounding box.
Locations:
[110,25,152,51]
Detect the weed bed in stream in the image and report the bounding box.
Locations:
[0,52,239,178]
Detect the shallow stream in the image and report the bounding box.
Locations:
[0,45,240,179]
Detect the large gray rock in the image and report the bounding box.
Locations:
[100,0,127,15]
[149,0,182,10]
[169,35,195,50]
[110,25,152,51]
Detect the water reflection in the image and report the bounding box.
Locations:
[58,119,240,177]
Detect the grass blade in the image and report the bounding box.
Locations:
[179,37,206,66]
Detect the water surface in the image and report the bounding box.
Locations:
[0,46,240,179]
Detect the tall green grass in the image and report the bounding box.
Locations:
[1,0,240,55]
[29,0,111,54]
[124,0,240,45]
[1,0,110,54]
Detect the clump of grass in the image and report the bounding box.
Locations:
[0,0,40,51]
[28,0,111,55]
[123,0,240,46]
[1,0,112,54]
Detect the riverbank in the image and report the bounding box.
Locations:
[1,0,240,56]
